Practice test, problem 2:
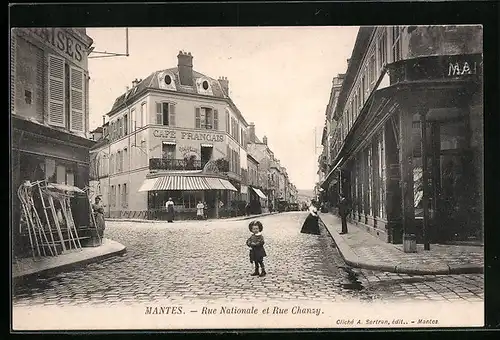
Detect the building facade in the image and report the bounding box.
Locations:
[320,26,483,249]
[90,51,251,220]
[318,74,345,211]
[11,28,95,257]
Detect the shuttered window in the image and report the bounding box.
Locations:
[48,54,65,127]
[195,108,201,128]
[214,109,219,130]
[225,111,230,133]
[169,104,176,126]
[69,66,84,132]
[156,103,163,124]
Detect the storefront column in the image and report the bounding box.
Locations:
[372,140,379,228]
[385,115,402,244]
[420,109,431,250]
[215,190,220,218]
[399,102,417,253]
[362,149,369,224]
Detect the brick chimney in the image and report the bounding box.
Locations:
[218,76,229,96]
[248,122,256,143]
[132,78,139,88]
[177,50,193,86]
[263,136,268,145]
[102,116,106,126]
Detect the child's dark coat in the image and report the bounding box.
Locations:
[246,234,267,263]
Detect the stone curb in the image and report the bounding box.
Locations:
[107,212,279,223]
[13,239,127,282]
[319,217,483,275]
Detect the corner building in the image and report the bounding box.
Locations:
[90,51,250,220]
[321,26,483,247]
[11,28,95,257]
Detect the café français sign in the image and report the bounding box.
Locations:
[153,129,225,142]
[27,28,86,62]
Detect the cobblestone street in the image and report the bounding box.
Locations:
[13,213,483,307]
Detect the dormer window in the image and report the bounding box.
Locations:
[202,80,209,90]
[165,75,172,85]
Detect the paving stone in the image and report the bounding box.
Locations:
[13,213,485,306]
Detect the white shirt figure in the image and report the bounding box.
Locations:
[165,200,174,209]
[308,204,318,217]
[196,202,204,216]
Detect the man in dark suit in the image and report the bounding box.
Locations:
[338,194,350,234]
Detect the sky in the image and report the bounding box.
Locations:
[87,27,359,190]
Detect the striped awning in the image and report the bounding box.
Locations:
[220,179,237,191]
[155,176,211,190]
[138,178,157,192]
[205,177,227,190]
[162,141,176,145]
[251,187,267,199]
[138,176,238,192]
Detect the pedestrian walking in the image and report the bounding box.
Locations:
[203,201,208,219]
[338,194,351,234]
[165,197,175,223]
[246,220,267,277]
[196,201,205,220]
[300,200,320,235]
[92,196,106,239]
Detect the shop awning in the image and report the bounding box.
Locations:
[240,185,248,194]
[205,177,227,190]
[138,178,158,192]
[162,141,176,145]
[138,176,238,192]
[220,179,237,191]
[251,187,267,199]
[155,176,211,191]
[46,183,85,193]
[200,143,213,147]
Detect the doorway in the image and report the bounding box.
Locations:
[201,146,213,166]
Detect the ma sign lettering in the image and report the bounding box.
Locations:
[448,61,478,77]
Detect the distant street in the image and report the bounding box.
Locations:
[13,213,483,306]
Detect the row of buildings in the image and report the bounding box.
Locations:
[88,51,298,220]
[317,26,483,250]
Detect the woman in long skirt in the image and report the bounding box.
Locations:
[300,200,320,235]
[165,197,175,223]
[92,196,106,238]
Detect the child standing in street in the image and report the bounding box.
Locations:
[246,220,267,277]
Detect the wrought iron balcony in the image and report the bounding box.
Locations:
[149,158,209,171]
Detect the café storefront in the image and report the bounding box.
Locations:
[327,53,483,248]
[137,126,240,219]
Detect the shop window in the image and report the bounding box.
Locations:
[156,102,176,126]
[378,133,386,219]
[117,184,121,208]
[367,147,373,215]
[110,185,115,207]
[122,183,128,208]
[392,26,402,62]
[24,89,32,105]
[162,143,176,159]
[182,191,204,209]
[378,29,387,69]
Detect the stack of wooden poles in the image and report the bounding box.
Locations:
[17,180,82,260]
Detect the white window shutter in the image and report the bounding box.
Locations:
[48,54,65,127]
[169,104,176,126]
[69,66,84,132]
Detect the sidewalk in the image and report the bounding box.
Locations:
[106,212,278,223]
[319,212,484,275]
[13,238,127,280]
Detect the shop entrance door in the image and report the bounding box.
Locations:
[425,110,480,243]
